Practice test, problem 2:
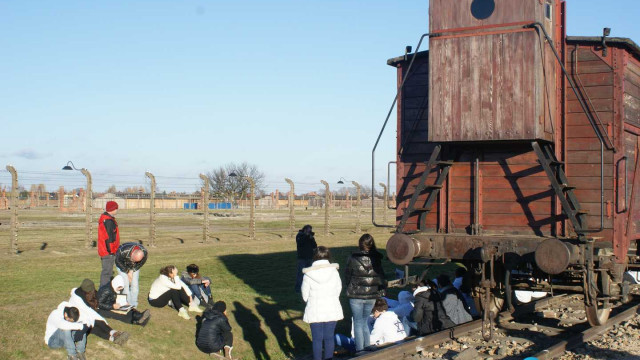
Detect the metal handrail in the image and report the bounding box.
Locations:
[372,32,436,228]
[529,22,607,234]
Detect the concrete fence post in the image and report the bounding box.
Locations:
[247,177,256,239]
[379,182,388,223]
[6,165,18,254]
[352,181,361,234]
[321,180,330,236]
[199,173,210,243]
[285,178,295,238]
[145,172,157,247]
[80,168,93,248]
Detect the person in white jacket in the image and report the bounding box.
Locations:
[301,246,344,360]
[148,265,203,320]
[44,302,86,360]
[369,298,407,346]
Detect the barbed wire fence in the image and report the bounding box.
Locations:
[0,166,397,255]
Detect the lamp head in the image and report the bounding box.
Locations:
[62,161,76,171]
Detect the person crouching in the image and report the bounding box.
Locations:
[196,301,235,359]
[302,246,344,360]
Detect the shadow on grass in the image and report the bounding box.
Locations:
[233,301,271,360]
[220,246,359,358]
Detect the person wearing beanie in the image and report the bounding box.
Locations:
[98,201,120,287]
[68,279,130,346]
[96,276,151,327]
[196,301,235,359]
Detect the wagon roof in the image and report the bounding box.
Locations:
[387,50,429,67]
[387,37,640,67]
[566,36,640,60]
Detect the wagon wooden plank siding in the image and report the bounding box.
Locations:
[428,0,558,142]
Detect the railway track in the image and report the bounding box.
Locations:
[348,295,640,360]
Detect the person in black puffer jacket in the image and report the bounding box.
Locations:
[196,301,234,359]
[96,276,150,326]
[295,225,317,293]
[345,233,386,351]
[411,282,454,335]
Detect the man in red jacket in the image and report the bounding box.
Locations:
[98,201,120,288]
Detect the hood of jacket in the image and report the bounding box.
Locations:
[203,308,225,321]
[413,286,431,297]
[302,260,339,283]
[398,290,414,304]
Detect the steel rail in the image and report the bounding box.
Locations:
[351,295,563,360]
[533,301,640,360]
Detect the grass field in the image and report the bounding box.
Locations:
[0,207,456,360]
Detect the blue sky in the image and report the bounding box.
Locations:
[1,0,639,194]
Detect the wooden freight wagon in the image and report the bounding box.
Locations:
[378,0,640,335]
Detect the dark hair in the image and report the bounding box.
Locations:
[213,301,227,313]
[371,298,388,313]
[186,264,199,274]
[358,233,376,252]
[313,246,331,261]
[302,224,312,232]
[64,307,80,322]
[455,267,467,278]
[160,265,176,277]
[437,274,451,288]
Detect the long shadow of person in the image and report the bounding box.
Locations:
[255,297,311,357]
[233,301,271,360]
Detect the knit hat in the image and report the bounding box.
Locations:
[80,278,96,292]
[106,201,118,212]
[111,276,125,291]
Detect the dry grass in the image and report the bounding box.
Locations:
[0,207,435,360]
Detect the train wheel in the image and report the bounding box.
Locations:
[586,270,611,326]
[585,301,611,326]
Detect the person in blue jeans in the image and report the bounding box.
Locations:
[180,263,213,306]
[345,234,386,351]
[302,246,343,360]
[45,303,87,360]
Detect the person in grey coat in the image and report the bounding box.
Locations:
[436,274,472,325]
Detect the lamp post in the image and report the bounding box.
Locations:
[229,172,255,239]
[285,178,295,238]
[63,161,92,248]
[337,178,361,233]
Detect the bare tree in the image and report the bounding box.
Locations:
[204,162,265,201]
[106,185,117,194]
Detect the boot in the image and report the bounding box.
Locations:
[76,353,86,360]
[135,309,151,326]
[131,309,142,323]
[224,345,234,360]
[112,331,130,345]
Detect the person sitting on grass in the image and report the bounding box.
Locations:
[148,265,203,320]
[69,279,129,345]
[196,301,235,359]
[369,298,407,347]
[180,263,213,306]
[97,276,151,326]
[45,303,86,360]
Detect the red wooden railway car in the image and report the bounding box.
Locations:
[378,0,640,334]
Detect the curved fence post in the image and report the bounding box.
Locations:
[146,172,157,247]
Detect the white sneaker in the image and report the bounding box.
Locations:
[178,307,190,320]
[189,303,204,313]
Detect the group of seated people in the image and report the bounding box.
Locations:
[44,263,235,360]
[335,269,477,354]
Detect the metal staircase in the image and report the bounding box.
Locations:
[532,141,588,235]
[397,144,453,233]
